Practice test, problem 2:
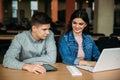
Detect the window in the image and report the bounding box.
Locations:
[30,1,38,16]
[12,0,18,18]
[92,2,95,11]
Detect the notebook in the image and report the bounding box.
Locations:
[77,48,120,72]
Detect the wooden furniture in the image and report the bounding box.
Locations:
[0,34,60,40]
[0,34,98,40]
[92,36,120,41]
[0,35,15,40]
[0,63,120,80]
[117,36,120,40]
[0,34,120,41]
[92,36,101,41]
[6,30,24,34]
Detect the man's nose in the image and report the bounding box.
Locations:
[46,30,49,34]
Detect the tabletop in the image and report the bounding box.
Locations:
[0,63,120,80]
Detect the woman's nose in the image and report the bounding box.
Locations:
[76,24,79,27]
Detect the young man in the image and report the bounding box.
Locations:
[3,12,57,74]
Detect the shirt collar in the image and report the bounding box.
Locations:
[68,31,75,42]
[68,31,85,42]
[28,30,42,43]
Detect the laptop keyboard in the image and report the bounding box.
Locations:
[77,65,94,71]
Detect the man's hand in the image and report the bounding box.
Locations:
[22,63,46,74]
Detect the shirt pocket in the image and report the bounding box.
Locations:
[41,48,47,55]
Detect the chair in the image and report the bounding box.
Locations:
[95,36,120,52]
[110,33,120,37]
[90,33,105,42]
[90,33,105,36]
[54,35,62,62]
[0,40,11,63]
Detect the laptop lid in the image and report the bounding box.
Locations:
[93,48,120,72]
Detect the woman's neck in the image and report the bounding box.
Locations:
[73,31,82,37]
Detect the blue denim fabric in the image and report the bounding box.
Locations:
[59,31,100,65]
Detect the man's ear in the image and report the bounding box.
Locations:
[32,25,37,31]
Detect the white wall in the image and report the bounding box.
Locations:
[94,0,114,36]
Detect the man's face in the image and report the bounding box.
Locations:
[32,24,50,41]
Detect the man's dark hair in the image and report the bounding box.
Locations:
[31,12,52,26]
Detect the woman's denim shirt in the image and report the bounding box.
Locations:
[59,31,100,65]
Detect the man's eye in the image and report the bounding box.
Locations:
[43,29,50,31]
[43,29,47,31]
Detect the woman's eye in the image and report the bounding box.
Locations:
[79,23,84,25]
[72,22,77,24]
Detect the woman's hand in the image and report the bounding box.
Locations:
[79,60,96,67]
[22,63,46,74]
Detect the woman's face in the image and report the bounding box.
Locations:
[72,18,87,35]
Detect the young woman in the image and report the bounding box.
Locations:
[59,9,100,67]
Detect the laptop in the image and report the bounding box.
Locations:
[77,48,120,72]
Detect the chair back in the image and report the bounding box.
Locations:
[96,36,120,52]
